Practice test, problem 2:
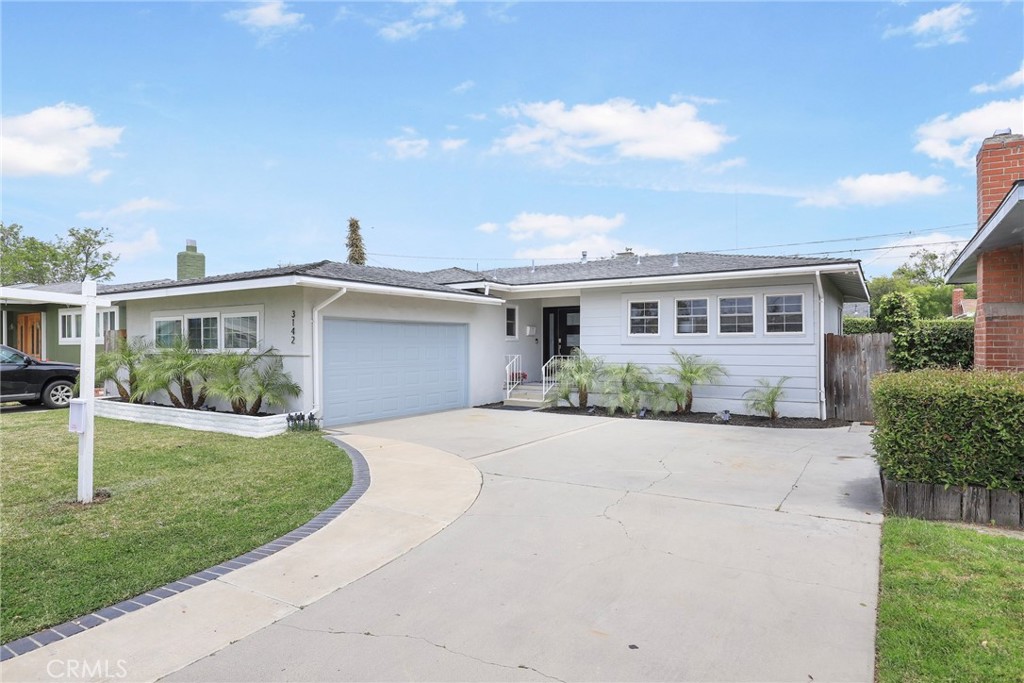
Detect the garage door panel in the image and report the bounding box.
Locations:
[323,319,469,426]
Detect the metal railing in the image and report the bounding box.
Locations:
[542,355,570,398]
[504,354,523,400]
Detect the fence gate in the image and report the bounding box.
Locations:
[824,332,893,422]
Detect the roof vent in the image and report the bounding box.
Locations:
[615,248,634,258]
[581,251,588,263]
[672,255,679,267]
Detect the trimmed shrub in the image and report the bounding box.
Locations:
[871,369,1024,492]
[890,319,974,371]
[842,317,877,334]
[875,291,919,334]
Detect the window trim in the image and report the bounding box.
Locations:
[150,310,261,351]
[185,313,221,351]
[58,307,119,345]
[764,292,805,335]
[673,297,710,337]
[627,299,660,337]
[505,305,518,340]
[221,311,260,351]
[717,295,756,336]
[153,316,185,349]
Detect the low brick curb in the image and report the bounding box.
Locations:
[0,436,368,662]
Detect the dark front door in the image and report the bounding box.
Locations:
[543,306,581,362]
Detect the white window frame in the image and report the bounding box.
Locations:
[627,300,660,336]
[764,293,805,335]
[58,307,119,345]
[674,297,710,337]
[221,311,260,350]
[718,295,755,336]
[153,316,185,348]
[505,305,518,340]
[185,313,221,351]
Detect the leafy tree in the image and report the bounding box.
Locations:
[892,248,958,286]
[0,223,118,284]
[660,351,728,414]
[550,349,604,410]
[743,377,790,420]
[346,217,367,265]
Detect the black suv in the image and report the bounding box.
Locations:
[0,344,80,408]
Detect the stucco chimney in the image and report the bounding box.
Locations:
[177,240,206,280]
[976,130,1024,229]
[952,287,964,317]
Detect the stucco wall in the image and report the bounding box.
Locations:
[579,275,824,418]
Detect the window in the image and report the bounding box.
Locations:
[59,307,118,344]
[154,318,183,348]
[675,298,708,335]
[719,296,754,334]
[505,307,518,338]
[766,294,804,333]
[629,301,659,335]
[222,314,259,349]
[186,315,219,350]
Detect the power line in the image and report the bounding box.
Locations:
[801,239,967,257]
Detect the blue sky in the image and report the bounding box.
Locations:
[3,1,1022,284]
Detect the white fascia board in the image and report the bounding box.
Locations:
[107,275,504,306]
[444,280,514,292]
[945,183,1024,284]
[0,287,113,308]
[502,263,865,293]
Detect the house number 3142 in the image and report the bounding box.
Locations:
[291,310,296,344]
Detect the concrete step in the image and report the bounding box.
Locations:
[508,387,546,400]
[502,397,546,408]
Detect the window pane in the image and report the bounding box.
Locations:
[223,315,257,349]
[719,297,754,334]
[187,316,218,350]
[505,308,516,336]
[766,295,803,333]
[629,301,658,335]
[155,320,182,348]
[676,298,708,335]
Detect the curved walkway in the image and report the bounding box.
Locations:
[0,435,482,683]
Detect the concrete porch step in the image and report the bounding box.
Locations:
[502,397,546,408]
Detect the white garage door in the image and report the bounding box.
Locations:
[322,318,469,426]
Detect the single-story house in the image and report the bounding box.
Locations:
[3,243,867,424]
[946,130,1024,370]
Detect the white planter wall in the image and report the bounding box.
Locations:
[95,398,289,438]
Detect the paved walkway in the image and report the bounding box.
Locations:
[3,410,883,682]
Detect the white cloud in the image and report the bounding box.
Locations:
[452,80,475,94]
[386,133,430,159]
[971,64,1024,94]
[88,169,112,184]
[475,222,499,233]
[883,3,974,47]
[800,172,948,208]
[1,103,122,177]
[224,1,307,41]
[506,212,626,242]
[108,228,161,262]
[441,138,467,151]
[704,157,747,174]
[514,235,660,261]
[493,98,733,164]
[78,197,176,221]
[467,113,488,121]
[915,98,1024,167]
[379,1,465,41]
[671,94,722,106]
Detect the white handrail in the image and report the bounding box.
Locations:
[542,355,570,397]
[504,354,522,400]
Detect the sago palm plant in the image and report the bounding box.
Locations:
[132,339,212,409]
[551,349,604,410]
[603,362,655,416]
[743,376,790,420]
[207,348,301,415]
[661,351,728,414]
[95,336,153,402]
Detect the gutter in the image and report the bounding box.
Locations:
[814,270,827,421]
[310,288,347,416]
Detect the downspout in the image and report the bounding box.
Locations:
[814,271,827,421]
[311,287,347,416]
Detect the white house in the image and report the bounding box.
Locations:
[36,244,867,425]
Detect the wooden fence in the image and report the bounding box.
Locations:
[824,332,893,422]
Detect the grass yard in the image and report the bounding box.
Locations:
[876,517,1024,683]
[0,409,351,643]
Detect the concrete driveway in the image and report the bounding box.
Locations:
[169,409,882,683]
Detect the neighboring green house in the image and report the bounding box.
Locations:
[1,282,125,363]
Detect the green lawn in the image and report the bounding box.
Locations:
[0,409,351,643]
[876,517,1024,683]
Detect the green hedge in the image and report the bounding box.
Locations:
[871,370,1024,491]
[891,319,974,371]
[842,317,877,334]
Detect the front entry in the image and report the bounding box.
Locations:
[543,306,580,362]
[16,312,42,358]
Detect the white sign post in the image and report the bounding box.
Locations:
[77,279,98,503]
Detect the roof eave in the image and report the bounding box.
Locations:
[946,182,1024,284]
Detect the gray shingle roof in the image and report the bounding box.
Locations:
[430,252,860,286]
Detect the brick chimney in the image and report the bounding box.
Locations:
[973,131,1024,370]
[952,287,964,317]
[177,240,206,280]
